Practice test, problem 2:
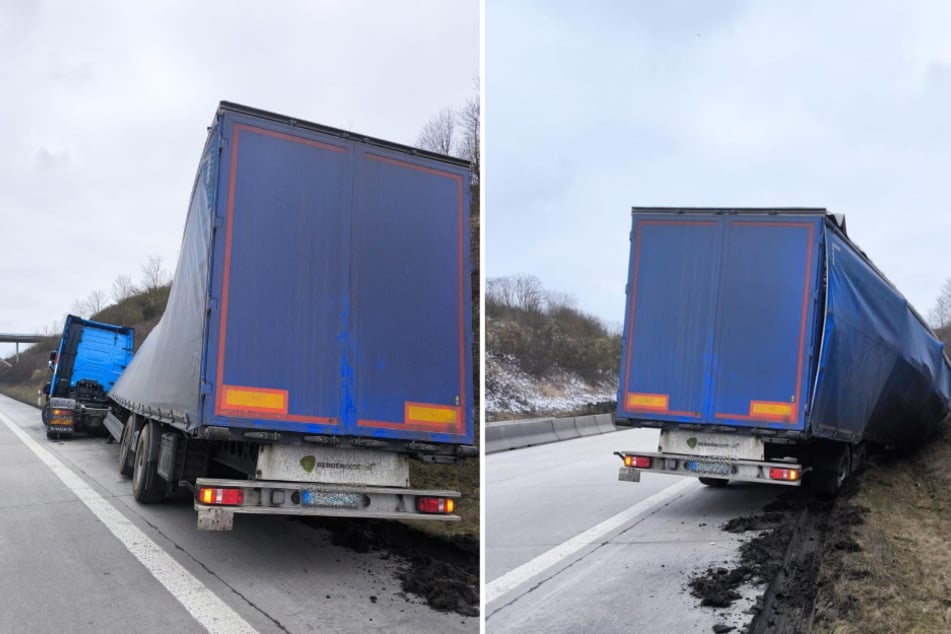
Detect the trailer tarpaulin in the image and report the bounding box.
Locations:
[809,229,951,446]
[109,125,219,427]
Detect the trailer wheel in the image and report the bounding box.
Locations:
[699,477,729,487]
[41,404,51,426]
[812,444,850,499]
[850,443,867,475]
[132,422,165,503]
[118,421,135,477]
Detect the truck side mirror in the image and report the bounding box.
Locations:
[48,351,57,371]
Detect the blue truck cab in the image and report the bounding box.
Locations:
[43,315,134,439]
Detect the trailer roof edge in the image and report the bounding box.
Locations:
[217,101,470,170]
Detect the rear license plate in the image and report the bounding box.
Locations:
[618,467,641,482]
[686,461,732,476]
[51,419,73,427]
[301,490,363,508]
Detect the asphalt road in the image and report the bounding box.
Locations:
[0,394,476,633]
[486,430,783,633]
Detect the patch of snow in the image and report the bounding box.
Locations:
[485,354,616,420]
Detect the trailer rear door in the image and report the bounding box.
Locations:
[349,149,471,442]
[208,117,352,433]
[618,214,822,431]
[205,111,472,444]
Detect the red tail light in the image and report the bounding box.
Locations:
[623,455,652,468]
[198,487,245,506]
[417,497,455,514]
[768,468,800,482]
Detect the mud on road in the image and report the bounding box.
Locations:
[688,481,869,634]
[306,517,480,618]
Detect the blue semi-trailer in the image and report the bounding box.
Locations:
[104,102,475,529]
[42,315,134,439]
[614,208,951,496]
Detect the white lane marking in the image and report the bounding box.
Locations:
[485,477,698,604]
[0,408,257,634]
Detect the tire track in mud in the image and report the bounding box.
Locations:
[688,480,867,633]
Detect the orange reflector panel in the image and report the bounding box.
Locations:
[405,402,459,425]
[768,468,800,482]
[222,385,288,414]
[625,392,669,411]
[749,401,794,417]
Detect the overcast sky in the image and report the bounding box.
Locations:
[0,0,477,358]
[486,0,951,330]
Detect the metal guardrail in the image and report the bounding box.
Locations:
[485,413,618,453]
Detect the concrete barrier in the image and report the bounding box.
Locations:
[574,414,601,437]
[551,417,581,441]
[594,413,617,434]
[485,419,558,452]
[516,419,558,448]
[485,413,621,453]
[485,423,511,453]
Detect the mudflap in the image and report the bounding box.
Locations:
[197,506,235,531]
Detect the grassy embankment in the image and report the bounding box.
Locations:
[814,325,951,633]
[814,420,951,633]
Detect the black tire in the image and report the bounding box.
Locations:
[812,444,850,499]
[41,404,51,426]
[850,443,867,475]
[699,477,729,487]
[118,421,135,477]
[132,422,165,503]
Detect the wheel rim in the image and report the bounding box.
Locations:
[836,451,849,487]
[133,427,147,492]
[119,423,131,468]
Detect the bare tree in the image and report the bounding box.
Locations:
[86,289,108,316]
[141,254,169,291]
[930,277,951,328]
[70,298,89,319]
[513,275,545,314]
[41,316,66,337]
[69,290,107,318]
[417,106,456,156]
[458,75,480,182]
[487,276,521,308]
[112,274,137,303]
[486,275,546,313]
[544,289,576,313]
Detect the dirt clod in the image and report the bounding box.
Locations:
[307,517,479,618]
[689,493,803,609]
